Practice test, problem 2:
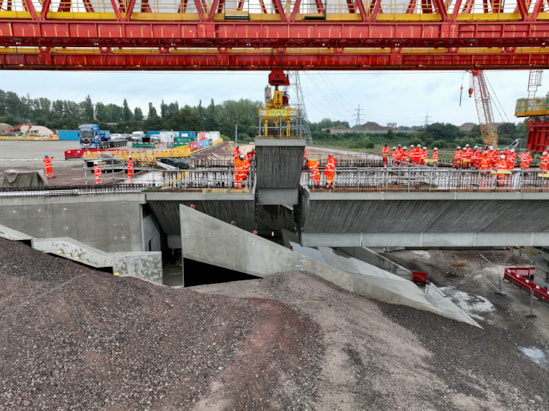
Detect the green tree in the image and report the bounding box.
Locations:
[122,99,132,122]
[81,95,94,121]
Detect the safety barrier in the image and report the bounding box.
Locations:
[0,166,255,196]
[503,267,549,304]
[305,167,549,193]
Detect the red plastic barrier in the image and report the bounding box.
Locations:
[64,149,84,159]
[412,271,427,283]
[503,268,549,303]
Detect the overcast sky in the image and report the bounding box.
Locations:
[0,69,537,127]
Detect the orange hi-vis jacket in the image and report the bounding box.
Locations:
[382,146,390,158]
[520,152,532,169]
[420,149,427,165]
[432,150,439,162]
[453,150,461,166]
[479,153,491,170]
[489,150,499,166]
[409,147,418,164]
[540,154,549,171]
[307,159,320,184]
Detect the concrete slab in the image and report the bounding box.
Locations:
[32,237,162,284]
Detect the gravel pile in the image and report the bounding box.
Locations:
[1,239,548,410]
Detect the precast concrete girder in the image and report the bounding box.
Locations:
[300,232,549,248]
[298,191,549,248]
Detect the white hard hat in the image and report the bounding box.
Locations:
[457,146,461,149]
[434,147,438,150]
[466,144,470,147]
[500,155,505,159]
[423,147,427,149]
[511,148,515,152]
[417,144,421,147]
[403,146,407,149]
[392,147,397,150]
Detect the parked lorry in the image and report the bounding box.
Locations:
[78,124,127,149]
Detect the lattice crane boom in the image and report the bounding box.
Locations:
[470,69,498,148]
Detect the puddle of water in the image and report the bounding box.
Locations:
[518,346,549,370]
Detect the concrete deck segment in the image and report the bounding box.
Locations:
[180,204,478,324]
[255,138,305,204]
[300,190,549,247]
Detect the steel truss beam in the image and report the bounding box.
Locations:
[2,47,549,70]
[2,0,549,70]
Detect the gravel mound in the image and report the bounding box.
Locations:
[1,239,548,410]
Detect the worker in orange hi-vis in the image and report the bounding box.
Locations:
[324,154,337,188]
[453,146,461,168]
[489,147,499,168]
[42,155,55,179]
[539,151,549,177]
[233,154,244,189]
[520,151,533,172]
[127,156,134,182]
[93,161,102,184]
[307,158,321,187]
[507,148,517,170]
[420,146,428,166]
[471,146,480,169]
[461,144,473,168]
[232,145,241,159]
[408,145,417,166]
[391,147,399,167]
[381,144,390,167]
[401,146,409,166]
[479,151,491,171]
[494,155,510,187]
[431,148,439,167]
[242,155,251,185]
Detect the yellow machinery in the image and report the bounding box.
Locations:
[258,69,300,139]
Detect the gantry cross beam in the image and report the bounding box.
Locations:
[2,0,549,70]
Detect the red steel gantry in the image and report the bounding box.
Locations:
[2,0,549,70]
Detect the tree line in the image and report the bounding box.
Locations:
[0,89,528,148]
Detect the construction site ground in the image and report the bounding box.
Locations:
[1,141,549,409]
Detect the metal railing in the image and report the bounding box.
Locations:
[0,167,255,197]
[304,167,549,193]
[2,165,549,197]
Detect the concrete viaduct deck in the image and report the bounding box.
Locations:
[1,140,549,255]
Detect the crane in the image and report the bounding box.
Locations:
[468,70,498,148]
[514,69,549,152]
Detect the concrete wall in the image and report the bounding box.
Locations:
[0,194,145,252]
[300,191,549,247]
[178,204,453,317]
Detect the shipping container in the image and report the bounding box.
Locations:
[57,130,80,141]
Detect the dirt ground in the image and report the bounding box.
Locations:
[1,239,548,410]
[1,141,549,409]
